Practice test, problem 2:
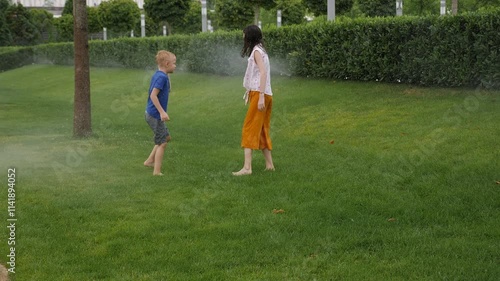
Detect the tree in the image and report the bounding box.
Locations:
[358,0,393,17]
[73,0,91,138]
[0,0,13,46]
[29,9,55,44]
[241,0,276,25]
[54,14,74,42]
[274,0,306,26]
[477,0,500,8]
[455,0,500,14]
[452,0,458,15]
[62,0,73,16]
[87,6,102,34]
[177,0,202,34]
[134,15,161,37]
[303,0,354,16]
[0,0,9,12]
[143,0,191,34]
[404,0,437,16]
[98,0,141,36]
[215,0,253,31]
[5,3,38,46]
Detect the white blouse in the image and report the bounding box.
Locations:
[243,45,273,96]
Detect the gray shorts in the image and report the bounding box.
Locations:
[145,112,170,145]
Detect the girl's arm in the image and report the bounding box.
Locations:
[254,51,267,111]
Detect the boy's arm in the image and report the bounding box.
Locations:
[150,88,170,121]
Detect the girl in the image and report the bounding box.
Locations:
[233,25,275,176]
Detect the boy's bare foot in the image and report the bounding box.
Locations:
[232,168,252,176]
[264,167,275,171]
[144,161,154,167]
[153,172,164,176]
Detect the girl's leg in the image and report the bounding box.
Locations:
[262,148,274,170]
[233,148,253,176]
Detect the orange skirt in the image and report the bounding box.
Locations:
[241,91,273,150]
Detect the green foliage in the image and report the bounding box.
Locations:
[264,10,500,88]
[176,0,202,34]
[97,0,141,35]
[304,0,354,16]
[143,0,191,34]
[29,9,56,44]
[0,47,33,71]
[241,0,276,10]
[5,3,38,46]
[4,9,499,89]
[0,0,9,11]
[184,31,244,75]
[464,8,500,88]
[31,34,193,69]
[53,14,74,42]
[241,0,277,23]
[1,1,58,46]
[0,0,13,46]
[33,42,74,65]
[62,0,73,16]
[274,0,307,26]
[87,7,102,34]
[133,15,162,37]
[358,0,394,17]
[404,0,438,16]
[216,0,253,31]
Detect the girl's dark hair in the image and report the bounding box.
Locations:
[241,25,265,58]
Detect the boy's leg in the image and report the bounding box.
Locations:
[144,135,170,167]
[144,145,158,167]
[151,133,169,175]
[153,142,167,175]
[145,112,170,175]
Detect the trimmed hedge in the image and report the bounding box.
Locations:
[265,10,500,88]
[0,47,34,72]
[2,9,499,88]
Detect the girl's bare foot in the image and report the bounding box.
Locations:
[153,172,164,176]
[264,167,275,171]
[232,168,252,176]
[144,161,154,167]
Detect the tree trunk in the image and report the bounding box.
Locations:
[73,0,92,138]
[253,4,260,25]
[452,0,458,15]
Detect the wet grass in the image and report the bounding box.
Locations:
[0,65,499,280]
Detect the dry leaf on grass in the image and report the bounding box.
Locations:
[387,218,397,222]
[0,263,8,281]
[272,209,285,214]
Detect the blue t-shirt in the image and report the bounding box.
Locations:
[146,71,170,120]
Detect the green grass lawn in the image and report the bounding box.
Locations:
[1,65,499,280]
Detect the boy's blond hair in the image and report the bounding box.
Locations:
[156,50,175,67]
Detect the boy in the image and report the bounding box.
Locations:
[143,50,176,176]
